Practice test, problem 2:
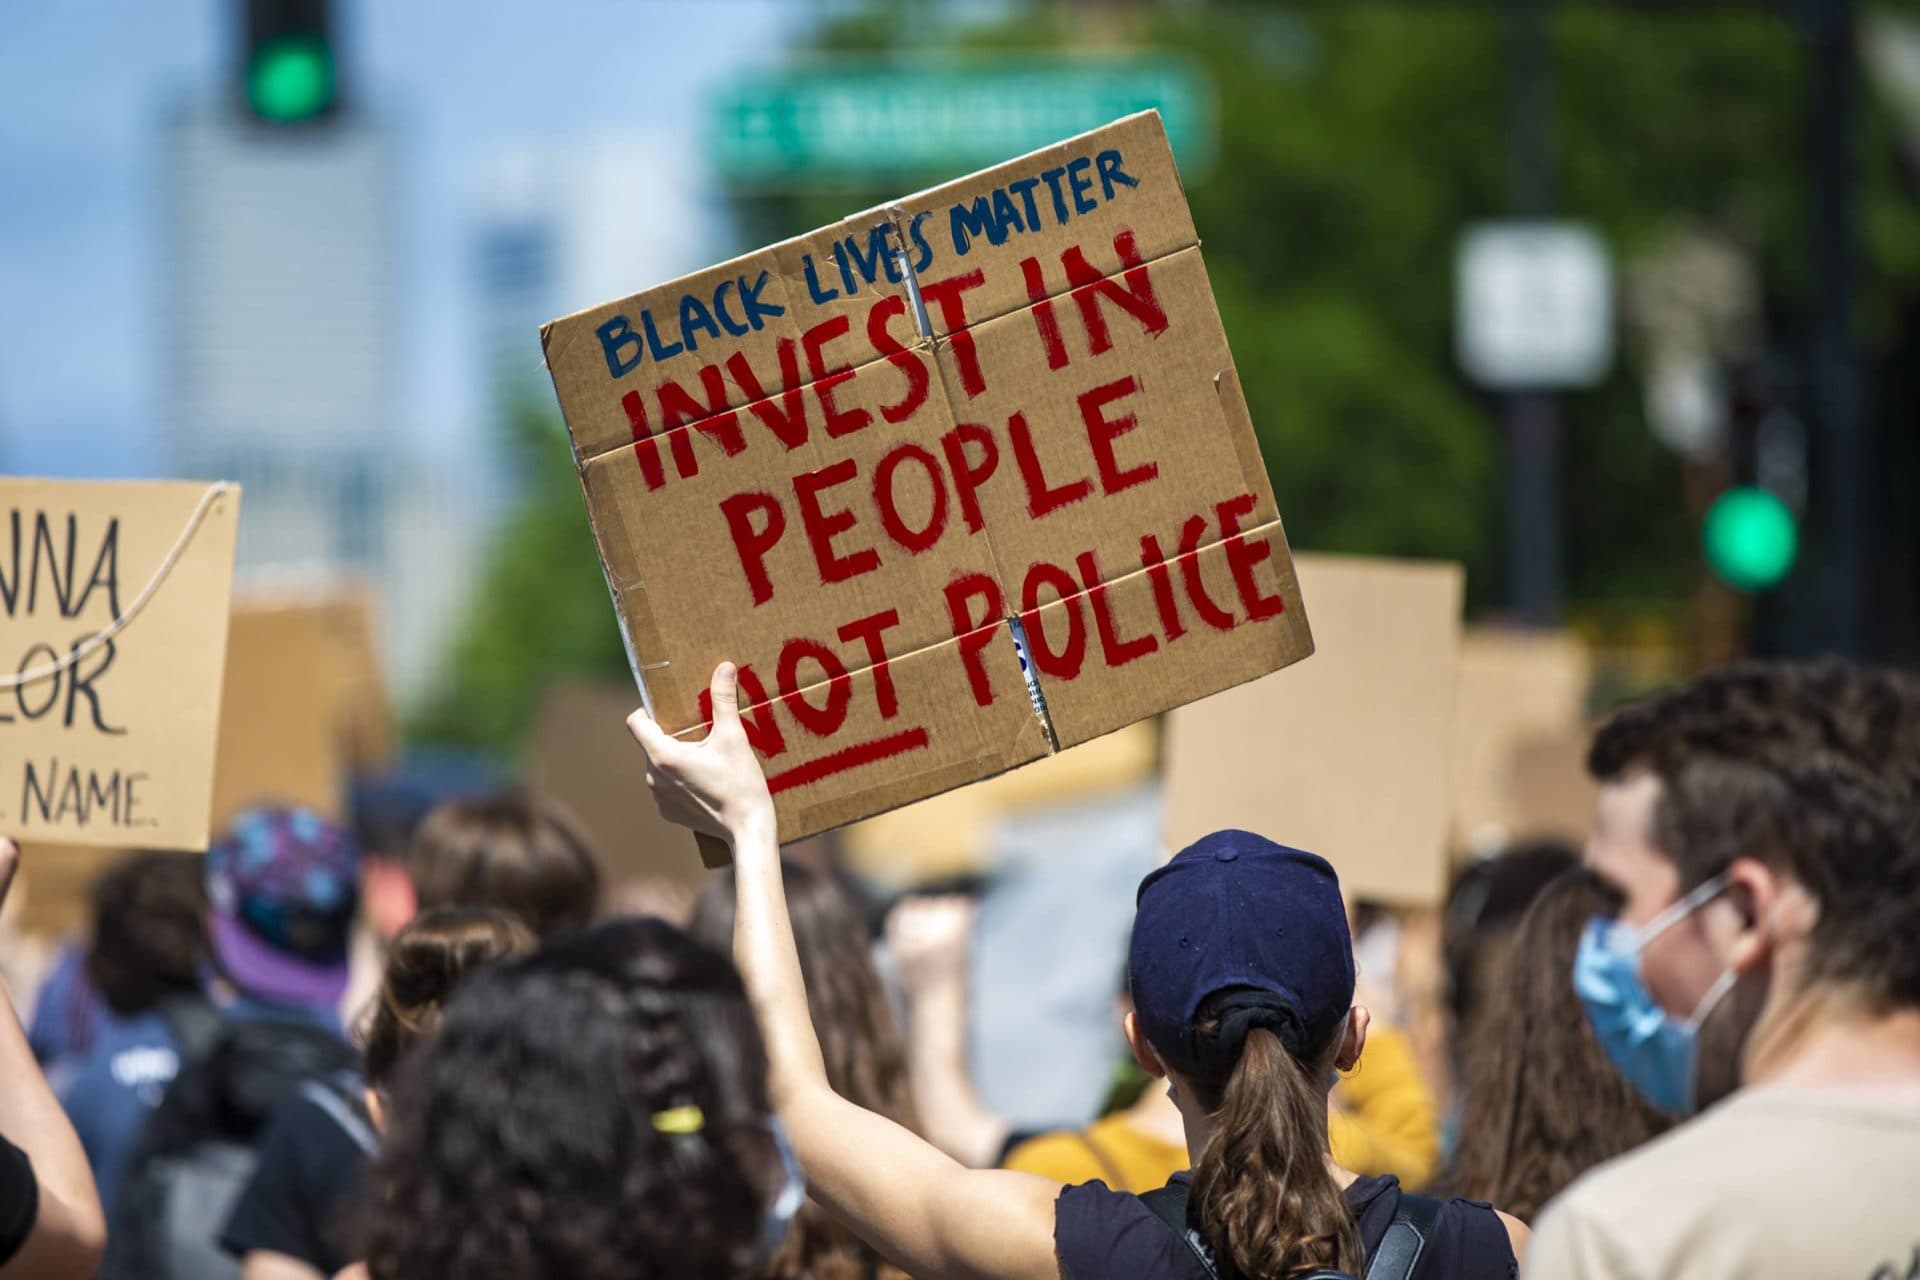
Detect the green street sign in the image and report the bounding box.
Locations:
[712,58,1215,187]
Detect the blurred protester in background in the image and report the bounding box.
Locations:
[402,790,601,941]
[1450,869,1670,1221]
[631,665,1525,1280]
[0,838,108,1278]
[355,917,797,1280]
[1529,662,1920,1276]
[891,896,1442,1189]
[26,946,108,1089]
[222,907,532,1280]
[103,808,362,1280]
[57,851,207,1218]
[690,862,914,1280]
[337,778,443,1023]
[1437,841,1580,1148]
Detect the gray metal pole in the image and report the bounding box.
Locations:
[1505,0,1561,624]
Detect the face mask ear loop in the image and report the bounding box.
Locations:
[1683,965,1738,1034]
[1635,871,1734,950]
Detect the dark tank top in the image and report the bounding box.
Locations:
[1053,1172,1516,1280]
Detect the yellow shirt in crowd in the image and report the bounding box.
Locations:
[1002,1024,1440,1191]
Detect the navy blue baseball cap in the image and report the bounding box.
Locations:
[1128,830,1355,1075]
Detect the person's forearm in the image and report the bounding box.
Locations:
[727,810,831,1102]
[906,973,1010,1167]
[0,989,98,1226]
[0,986,105,1275]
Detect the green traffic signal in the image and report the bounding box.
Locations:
[248,35,333,123]
[1704,486,1798,592]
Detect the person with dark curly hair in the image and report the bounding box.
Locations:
[691,862,916,1280]
[57,851,207,1218]
[219,908,533,1280]
[1527,661,1920,1277]
[354,917,802,1280]
[1449,869,1670,1221]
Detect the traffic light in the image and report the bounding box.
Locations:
[1704,485,1799,592]
[241,0,337,125]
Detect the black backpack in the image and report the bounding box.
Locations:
[1140,1180,1444,1280]
[100,999,360,1280]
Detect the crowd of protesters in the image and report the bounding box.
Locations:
[0,655,1913,1279]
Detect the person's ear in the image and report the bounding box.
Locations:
[1722,857,1781,975]
[1123,1010,1168,1079]
[1334,1005,1371,1072]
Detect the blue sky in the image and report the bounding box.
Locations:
[0,0,805,475]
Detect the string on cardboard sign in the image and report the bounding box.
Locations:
[0,481,234,691]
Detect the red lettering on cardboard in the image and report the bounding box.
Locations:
[920,270,988,397]
[872,443,949,555]
[944,572,1004,708]
[794,459,881,587]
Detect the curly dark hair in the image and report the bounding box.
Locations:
[86,851,207,1016]
[1452,870,1672,1220]
[405,789,602,941]
[359,906,534,1089]
[1587,658,1920,793]
[359,918,777,1280]
[1587,659,1920,1008]
[690,863,915,1280]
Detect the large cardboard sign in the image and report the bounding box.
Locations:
[0,479,240,850]
[1161,553,1465,907]
[544,112,1312,844]
[527,681,706,890]
[1449,628,1593,855]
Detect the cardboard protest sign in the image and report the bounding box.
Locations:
[1161,553,1465,907]
[527,681,707,890]
[0,479,240,851]
[1449,628,1593,855]
[543,111,1312,847]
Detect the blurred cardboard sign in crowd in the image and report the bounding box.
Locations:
[210,584,392,830]
[1449,628,1596,855]
[0,478,241,853]
[527,681,704,891]
[1164,554,1466,907]
[545,112,1313,851]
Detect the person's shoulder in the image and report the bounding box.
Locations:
[1052,1178,1196,1280]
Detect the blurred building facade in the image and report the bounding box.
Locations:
[162,103,482,701]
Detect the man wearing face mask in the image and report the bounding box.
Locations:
[1527,661,1920,1278]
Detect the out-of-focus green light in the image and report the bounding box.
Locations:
[1704,486,1798,592]
[248,36,332,123]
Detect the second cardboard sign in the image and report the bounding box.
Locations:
[544,112,1313,845]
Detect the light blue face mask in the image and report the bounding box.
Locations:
[1573,872,1736,1116]
[753,1118,808,1269]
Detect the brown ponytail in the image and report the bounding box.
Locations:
[1188,1026,1361,1279]
[361,906,536,1088]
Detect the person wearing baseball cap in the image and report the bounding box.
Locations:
[629,663,1530,1280]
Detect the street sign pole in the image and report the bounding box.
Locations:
[1807,0,1867,655]
[1506,0,1559,626]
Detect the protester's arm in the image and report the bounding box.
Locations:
[1326,1023,1440,1186]
[629,666,1062,1280]
[244,1252,326,1280]
[886,897,1012,1168]
[0,839,108,1279]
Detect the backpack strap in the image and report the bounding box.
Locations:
[1362,1193,1443,1280]
[298,1073,379,1157]
[1139,1182,1224,1280]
